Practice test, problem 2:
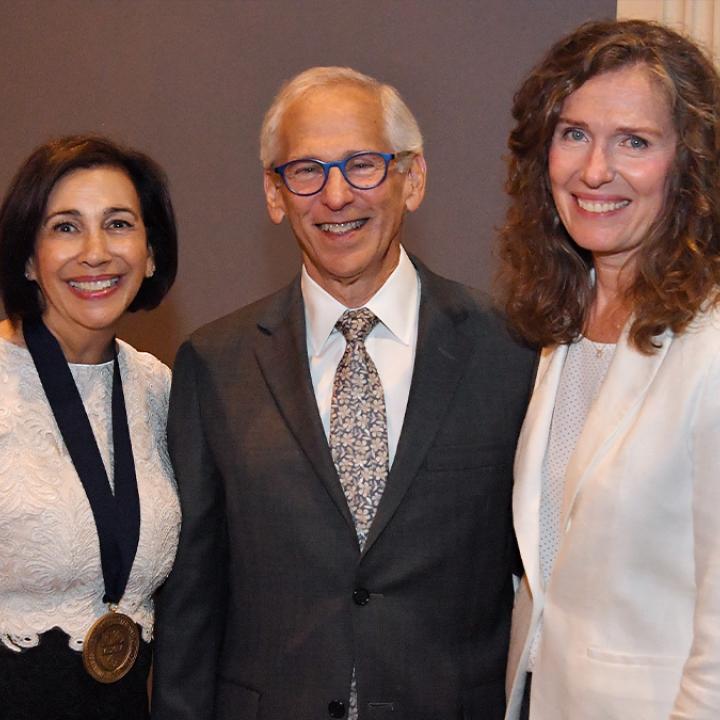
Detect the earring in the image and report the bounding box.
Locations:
[146,267,156,278]
[24,270,31,280]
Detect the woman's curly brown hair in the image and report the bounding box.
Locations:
[497,19,720,352]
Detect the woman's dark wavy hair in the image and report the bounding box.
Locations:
[497,19,720,352]
[0,134,177,321]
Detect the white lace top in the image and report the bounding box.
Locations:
[0,337,181,652]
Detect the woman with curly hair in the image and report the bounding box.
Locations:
[500,20,720,720]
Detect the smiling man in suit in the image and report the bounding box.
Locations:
[152,66,535,720]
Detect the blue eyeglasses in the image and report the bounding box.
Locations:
[274,151,409,196]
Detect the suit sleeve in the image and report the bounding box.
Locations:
[151,340,229,720]
[670,347,720,719]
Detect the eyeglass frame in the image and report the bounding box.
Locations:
[272,151,412,196]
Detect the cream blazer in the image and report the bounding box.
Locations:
[505,307,720,720]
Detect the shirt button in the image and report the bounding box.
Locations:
[353,587,371,606]
[328,699,346,718]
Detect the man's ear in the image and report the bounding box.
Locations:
[403,153,427,213]
[264,171,286,225]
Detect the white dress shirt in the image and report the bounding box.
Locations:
[302,246,420,466]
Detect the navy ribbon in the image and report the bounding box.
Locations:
[23,318,140,604]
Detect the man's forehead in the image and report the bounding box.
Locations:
[276,83,387,160]
[290,82,380,115]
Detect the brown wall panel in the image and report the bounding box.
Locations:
[0,0,615,364]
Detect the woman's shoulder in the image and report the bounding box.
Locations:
[115,339,171,387]
[684,302,720,341]
[667,303,720,374]
[0,333,35,383]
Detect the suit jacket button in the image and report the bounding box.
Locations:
[353,587,370,606]
[328,699,346,718]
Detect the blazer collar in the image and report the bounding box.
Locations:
[362,259,474,555]
[254,277,357,538]
[514,326,673,594]
[561,327,672,523]
[513,343,568,596]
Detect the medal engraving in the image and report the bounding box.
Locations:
[82,612,140,683]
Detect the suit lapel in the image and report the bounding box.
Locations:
[362,266,473,556]
[513,344,569,596]
[514,331,673,593]
[253,279,356,533]
[560,328,673,524]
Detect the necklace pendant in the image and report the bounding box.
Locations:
[82,609,140,683]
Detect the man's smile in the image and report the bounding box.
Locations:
[316,218,369,234]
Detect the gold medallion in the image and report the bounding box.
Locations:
[82,611,140,683]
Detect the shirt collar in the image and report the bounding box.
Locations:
[302,245,419,356]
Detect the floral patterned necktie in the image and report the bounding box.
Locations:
[329,308,389,551]
[329,308,389,720]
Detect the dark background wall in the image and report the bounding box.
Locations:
[0,0,615,364]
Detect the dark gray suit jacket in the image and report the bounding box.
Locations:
[152,258,536,720]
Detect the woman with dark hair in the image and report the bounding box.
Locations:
[0,135,180,719]
[500,20,720,720]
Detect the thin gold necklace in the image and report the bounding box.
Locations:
[585,337,614,358]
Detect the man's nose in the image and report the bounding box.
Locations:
[321,166,354,208]
[580,144,614,187]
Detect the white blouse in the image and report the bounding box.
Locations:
[529,336,615,669]
[0,337,180,652]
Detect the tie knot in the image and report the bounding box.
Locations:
[336,308,379,343]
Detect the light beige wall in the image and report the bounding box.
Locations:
[617,0,720,62]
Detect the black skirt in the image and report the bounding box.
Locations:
[0,627,151,720]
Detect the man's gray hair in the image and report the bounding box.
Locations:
[260,66,423,169]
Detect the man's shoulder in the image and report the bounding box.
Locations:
[415,259,512,335]
[419,263,490,308]
[415,259,536,370]
[182,279,299,357]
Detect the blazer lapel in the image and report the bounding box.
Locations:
[513,344,569,596]
[253,279,356,533]
[560,328,673,524]
[362,268,473,556]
